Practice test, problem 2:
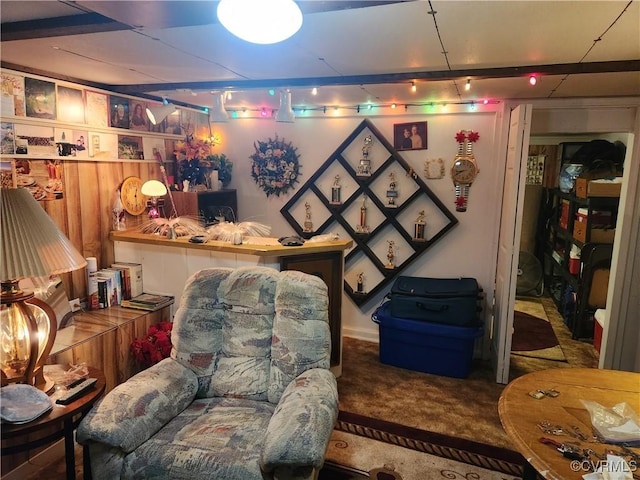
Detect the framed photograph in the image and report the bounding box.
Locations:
[25,77,56,120]
[109,95,130,129]
[129,100,149,132]
[393,122,427,151]
[57,85,85,123]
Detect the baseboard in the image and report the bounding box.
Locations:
[343,328,379,343]
[2,440,65,480]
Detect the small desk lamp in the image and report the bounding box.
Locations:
[1,188,87,391]
[141,180,168,218]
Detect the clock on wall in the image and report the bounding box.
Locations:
[120,176,147,215]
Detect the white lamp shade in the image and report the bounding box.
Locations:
[141,179,168,197]
[1,188,87,281]
[275,90,295,123]
[146,104,177,125]
[217,0,303,44]
[211,93,229,123]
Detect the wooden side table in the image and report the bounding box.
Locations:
[498,368,640,479]
[1,366,106,480]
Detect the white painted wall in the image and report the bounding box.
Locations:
[210,106,503,342]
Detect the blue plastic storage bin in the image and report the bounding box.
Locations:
[372,302,484,378]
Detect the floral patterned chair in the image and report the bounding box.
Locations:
[77,266,338,480]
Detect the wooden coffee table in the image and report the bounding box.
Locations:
[498,368,640,479]
[1,365,106,480]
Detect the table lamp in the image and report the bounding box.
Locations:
[141,179,167,218]
[1,188,87,392]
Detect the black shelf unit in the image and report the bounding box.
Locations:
[540,188,619,339]
[281,119,458,307]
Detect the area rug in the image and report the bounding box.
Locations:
[325,411,524,480]
[512,298,566,362]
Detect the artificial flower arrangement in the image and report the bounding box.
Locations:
[250,135,301,197]
[130,321,173,369]
[175,136,233,188]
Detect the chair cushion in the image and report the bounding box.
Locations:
[208,267,278,400]
[121,397,275,480]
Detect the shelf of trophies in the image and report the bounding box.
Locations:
[281,119,458,306]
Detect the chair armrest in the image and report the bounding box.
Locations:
[77,358,198,453]
[261,368,338,473]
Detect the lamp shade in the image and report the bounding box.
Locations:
[210,93,229,123]
[141,179,168,197]
[275,90,295,123]
[146,104,177,125]
[217,0,303,44]
[1,188,87,281]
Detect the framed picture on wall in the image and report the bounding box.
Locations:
[393,122,427,151]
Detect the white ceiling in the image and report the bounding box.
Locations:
[1,0,639,114]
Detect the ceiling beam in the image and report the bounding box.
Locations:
[0,13,133,41]
[108,60,640,96]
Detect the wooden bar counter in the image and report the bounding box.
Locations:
[110,230,352,375]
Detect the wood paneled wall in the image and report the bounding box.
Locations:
[46,160,169,302]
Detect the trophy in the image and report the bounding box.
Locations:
[330,174,342,205]
[355,195,370,234]
[386,172,398,208]
[357,135,373,177]
[356,272,365,294]
[303,201,313,233]
[413,210,426,242]
[385,240,396,269]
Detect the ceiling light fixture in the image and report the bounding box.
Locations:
[311,87,318,96]
[411,82,417,93]
[465,79,471,91]
[146,103,177,125]
[275,90,295,123]
[529,75,538,86]
[217,0,303,44]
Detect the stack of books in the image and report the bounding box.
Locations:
[89,262,144,310]
[120,293,174,311]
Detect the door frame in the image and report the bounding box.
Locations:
[492,97,640,378]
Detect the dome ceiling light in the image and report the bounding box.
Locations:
[217,0,303,45]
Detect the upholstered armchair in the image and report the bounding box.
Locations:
[77,266,339,480]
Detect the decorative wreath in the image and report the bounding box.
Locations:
[250,136,301,197]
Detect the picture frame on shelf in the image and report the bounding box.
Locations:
[394,121,427,151]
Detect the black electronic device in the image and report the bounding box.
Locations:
[278,236,305,246]
[55,377,98,405]
[189,235,207,243]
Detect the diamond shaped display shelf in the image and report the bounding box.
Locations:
[281,119,458,307]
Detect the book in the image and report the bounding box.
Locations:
[98,269,122,305]
[110,266,131,300]
[111,262,143,298]
[121,293,174,311]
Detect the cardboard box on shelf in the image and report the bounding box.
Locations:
[575,177,622,198]
[573,222,615,244]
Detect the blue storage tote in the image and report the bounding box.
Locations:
[372,302,483,379]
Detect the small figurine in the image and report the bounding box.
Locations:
[330,174,342,205]
[413,210,426,241]
[303,201,313,233]
[386,172,398,208]
[385,240,395,269]
[356,272,365,294]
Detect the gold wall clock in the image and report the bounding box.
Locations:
[120,176,147,215]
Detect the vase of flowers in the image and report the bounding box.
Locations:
[130,321,173,369]
[175,137,233,189]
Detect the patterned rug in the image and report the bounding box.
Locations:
[325,411,524,480]
[512,298,566,362]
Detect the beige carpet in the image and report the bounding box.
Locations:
[512,297,566,361]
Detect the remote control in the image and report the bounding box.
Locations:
[56,377,98,405]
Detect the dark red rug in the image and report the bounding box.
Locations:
[511,311,561,351]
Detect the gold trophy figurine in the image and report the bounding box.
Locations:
[356,272,365,294]
[303,201,313,233]
[357,135,373,177]
[385,240,396,269]
[330,174,342,205]
[413,210,426,241]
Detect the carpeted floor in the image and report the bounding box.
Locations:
[16,296,598,480]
